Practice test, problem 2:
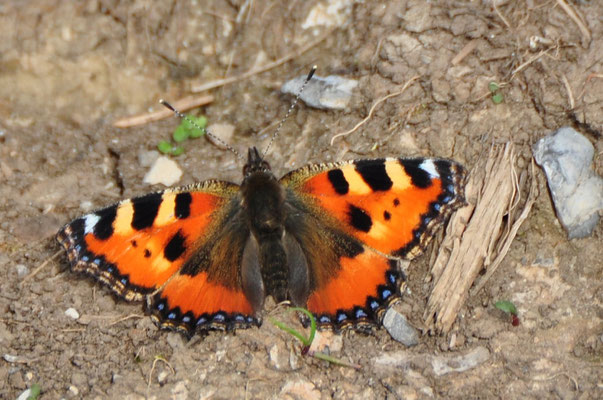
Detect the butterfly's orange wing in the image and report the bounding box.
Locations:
[57,181,258,334]
[281,157,466,328]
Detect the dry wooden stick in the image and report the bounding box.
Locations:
[556,0,591,42]
[190,28,334,93]
[471,159,538,295]
[21,249,63,283]
[112,95,214,128]
[451,39,479,66]
[424,144,520,333]
[329,75,420,146]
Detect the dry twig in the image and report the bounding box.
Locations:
[561,74,575,110]
[329,75,420,146]
[451,39,479,66]
[113,95,214,128]
[424,143,533,333]
[148,356,175,388]
[21,249,63,284]
[556,0,591,43]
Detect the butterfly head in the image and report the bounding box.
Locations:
[243,147,272,177]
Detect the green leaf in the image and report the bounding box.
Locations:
[488,82,500,93]
[194,115,208,129]
[157,141,173,154]
[170,146,184,156]
[269,307,316,347]
[495,300,518,315]
[189,127,205,138]
[492,92,504,104]
[173,125,190,142]
[27,383,41,400]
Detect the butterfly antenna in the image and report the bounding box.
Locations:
[159,99,244,161]
[262,65,317,159]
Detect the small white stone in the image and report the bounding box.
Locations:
[16,389,32,400]
[157,370,169,384]
[65,308,80,320]
[143,156,183,187]
[15,264,29,277]
[302,0,353,29]
[68,385,79,396]
[3,354,18,362]
[281,75,358,110]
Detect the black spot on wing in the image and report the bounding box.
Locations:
[131,192,162,230]
[355,159,392,191]
[144,249,151,258]
[383,211,391,220]
[327,169,349,195]
[393,198,400,207]
[348,204,372,233]
[401,159,432,189]
[164,230,187,262]
[175,192,192,219]
[93,205,117,240]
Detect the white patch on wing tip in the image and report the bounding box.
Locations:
[420,160,439,178]
[84,214,100,234]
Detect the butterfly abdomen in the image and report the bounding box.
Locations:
[258,236,289,302]
[241,170,293,303]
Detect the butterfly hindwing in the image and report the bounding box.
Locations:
[280,157,466,327]
[57,180,259,334]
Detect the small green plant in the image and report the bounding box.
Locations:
[488,82,504,104]
[26,383,41,400]
[158,114,207,156]
[495,300,520,326]
[270,307,360,369]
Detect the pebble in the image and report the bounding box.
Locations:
[308,330,343,354]
[281,74,358,110]
[430,346,490,376]
[15,264,29,278]
[301,0,353,29]
[16,389,33,400]
[64,307,80,320]
[143,156,182,186]
[280,379,321,400]
[533,127,603,238]
[383,308,420,347]
[3,354,18,362]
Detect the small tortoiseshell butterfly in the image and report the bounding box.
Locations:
[57,80,466,336]
[57,146,466,335]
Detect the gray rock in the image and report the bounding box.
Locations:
[281,75,358,110]
[430,346,490,376]
[383,308,420,347]
[533,127,603,238]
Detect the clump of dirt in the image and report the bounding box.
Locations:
[1,1,601,399]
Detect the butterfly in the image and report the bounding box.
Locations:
[57,143,466,335]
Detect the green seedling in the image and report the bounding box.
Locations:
[26,383,41,400]
[495,300,520,326]
[488,81,504,104]
[270,307,360,369]
[158,114,207,156]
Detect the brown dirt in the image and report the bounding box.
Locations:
[1,1,601,399]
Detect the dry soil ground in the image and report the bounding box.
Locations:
[0,1,601,399]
